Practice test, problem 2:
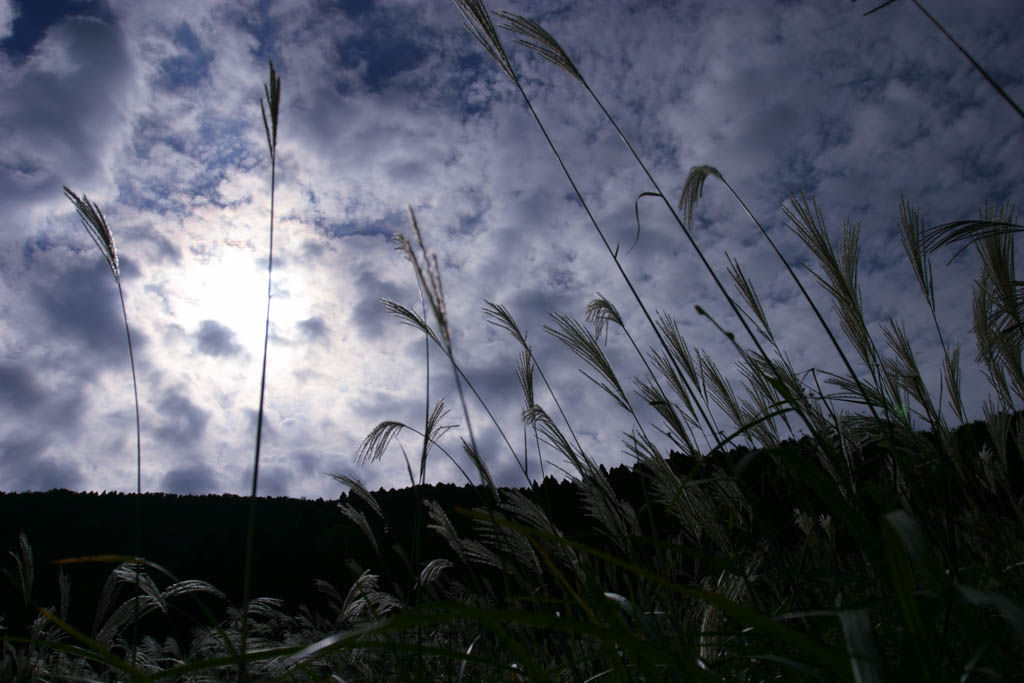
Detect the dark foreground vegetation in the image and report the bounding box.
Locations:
[4,0,1024,679]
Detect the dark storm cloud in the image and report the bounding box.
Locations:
[153,389,209,446]
[161,461,216,494]
[195,319,244,357]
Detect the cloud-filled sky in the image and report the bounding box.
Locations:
[0,0,1021,499]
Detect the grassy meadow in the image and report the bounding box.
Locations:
[3,0,1024,680]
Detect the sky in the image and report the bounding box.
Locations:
[0,0,1021,500]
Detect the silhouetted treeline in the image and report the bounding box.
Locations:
[1,416,1015,639]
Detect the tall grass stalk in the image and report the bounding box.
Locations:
[63,187,144,667]
[240,58,280,680]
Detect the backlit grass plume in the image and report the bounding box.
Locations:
[240,58,281,681]
[63,187,144,666]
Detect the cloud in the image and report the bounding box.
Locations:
[0,14,136,218]
[33,259,135,369]
[349,269,407,339]
[0,0,15,42]
[0,436,82,491]
[153,388,209,446]
[195,319,244,357]
[0,362,45,410]
[297,316,328,343]
[161,461,216,494]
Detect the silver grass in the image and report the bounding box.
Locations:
[882,319,939,426]
[726,254,775,345]
[242,61,282,677]
[473,511,541,578]
[899,198,936,312]
[944,344,966,422]
[523,403,588,475]
[585,294,623,345]
[500,489,578,571]
[545,312,631,413]
[381,298,443,347]
[453,0,516,82]
[425,499,467,565]
[415,558,453,590]
[65,186,145,663]
[699,349,745,437]
[260,60,281,163]
[356,420,408,465]
[634,375,697,454]
[397,213,531,481]
[647,341,697,415]
[461,537,504,571]
[57,569,70,622]
[495,11,584,84]
[735,353,785,440]
[63,188,119,278]
[485,299,584,466]
[515,348,535,413]
[678,165,724,231]
[327,474,384,520]
[461,438,498,499]
[655,312,704,394]
[483,299,528,346]
[784,196,878,375]
[577,472,640,555]
[338,503,381,555]
[314,577,345,617]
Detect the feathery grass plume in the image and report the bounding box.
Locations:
[5,531,34,607]
[726,254,775,345]
[967,204,1024,406]
[585,293,689,451]
[634,374,697,454]
[899,199,935,311]
[784,196,878,374]
[882,319,938,425]
[381,298,443,347]
[241,58,281,681]
[63,187,144,666]
[328,474,385,521]
[338,503,382,555]
[545,313,631,413]
[899,197,968,427]
[484,299,585,462]
[514,347,541,479]
[453,0,516,83]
